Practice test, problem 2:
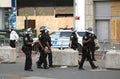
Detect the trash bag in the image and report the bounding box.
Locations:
[94,39,100,50]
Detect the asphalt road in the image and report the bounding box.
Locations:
[0,53,120,79]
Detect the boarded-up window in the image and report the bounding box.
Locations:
[24,20,35,29]
[110,19,120,43]
[28,20,35,28]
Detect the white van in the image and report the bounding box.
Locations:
[50,29,86,51]
[33,29,93,52]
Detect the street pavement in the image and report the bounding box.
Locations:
[0,52,120,79]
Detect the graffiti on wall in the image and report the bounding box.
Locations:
[8,7,16,29]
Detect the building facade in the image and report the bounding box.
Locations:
[93,0,111,42]
[86,0,120,43]
[0,0,120,43]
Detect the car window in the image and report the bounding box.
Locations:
[77,32,86,37]
[50,32,60,38]
[60,32,72,37]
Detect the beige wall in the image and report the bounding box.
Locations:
[85,0,94,30]
[16,16,73,35]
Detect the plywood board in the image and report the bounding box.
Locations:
[110,19,120,43]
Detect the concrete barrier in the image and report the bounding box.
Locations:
[52,48,78,66]
[105,50,120,69]
[0,46,17,63]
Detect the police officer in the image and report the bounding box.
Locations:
[69,30,78,50]
[86,27,97,61]
[36,26,49,69]
[78,31,98,70]
[45,27,54,67]
[89,33,97,61]
[22,28,33,71]
[9,26,19,48]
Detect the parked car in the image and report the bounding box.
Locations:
[32,29,86,52]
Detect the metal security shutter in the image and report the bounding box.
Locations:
[96,20,109,42]
[94,2,111,19]
[94,1,110,42]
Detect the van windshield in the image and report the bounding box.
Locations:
[50,32,60,38]
[77,32,86,37]
[60,32,72,37]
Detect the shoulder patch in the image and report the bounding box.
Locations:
[25,37,28,41]
[39,35,41,38]
[85,36,87,39]
[71,36,73,38]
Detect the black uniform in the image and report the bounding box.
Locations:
[46,33,53,67]
[70,32,78,50]
[79,32,98,70]
[10,40,16,48]
[36,32,48,69]
[89,33,97,61]
[23,34,33,71]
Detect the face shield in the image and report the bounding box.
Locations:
[27,28,32,33]
[40,26,46,32]
[24,28,32,36]
[45,28,50,34]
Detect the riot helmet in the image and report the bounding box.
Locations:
[86,27,94,34]
[45,27,50,33]
[40,26,46,32]
[87,27,92,31]
[24,28,32,35]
